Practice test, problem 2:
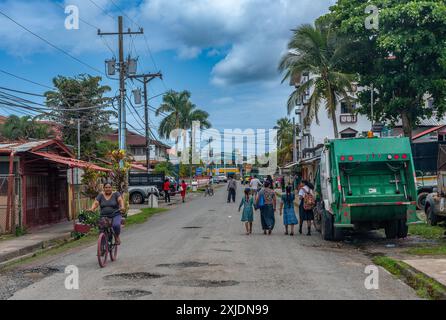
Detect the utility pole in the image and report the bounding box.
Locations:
[98,16,143,153]
[129,73,162,172]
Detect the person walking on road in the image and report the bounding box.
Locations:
[280,186,298,236]
[239,188,254,235]
[298,180,315,236]
[249,175,262,196]
[256,181,277,235]
[227,176,237,203]
[180,180,188,203]
[163,178,171,203]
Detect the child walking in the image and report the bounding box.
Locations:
[239,188,254,235]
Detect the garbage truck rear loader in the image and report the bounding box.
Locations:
[314,137,420,241]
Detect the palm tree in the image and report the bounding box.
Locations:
[274,118,294,166]
[156,90,211,139]
[279,21,355,138]
[0,115,52,140]
[156,90,211,177]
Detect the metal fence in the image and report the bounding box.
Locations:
[0,175,20,235]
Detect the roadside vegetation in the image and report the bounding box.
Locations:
[373,256,446,300]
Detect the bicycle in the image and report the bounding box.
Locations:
[97,211,121,268]
[204,185,214,197]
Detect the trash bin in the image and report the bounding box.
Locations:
[192,181,198,192]
[148,194,159,208]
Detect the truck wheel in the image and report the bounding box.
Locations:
[321,210,334,241]
[417,192,429,211]
[385,221,398,239]
[130,192,144,205]
[333,226,344,241]
[397,219,408,238]
[426,206,438,226]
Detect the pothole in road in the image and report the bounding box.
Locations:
[213,249,233,253]
[104,272,166,281]
[156,261,219,268]
[201,237,211,240]
[166,280,239,288]
[21,266,62,279]
[108,289,152,299]
[183,226,203,229]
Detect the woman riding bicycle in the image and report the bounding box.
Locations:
[89,183,125,245]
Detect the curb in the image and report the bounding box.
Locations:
[397,263,446,300]
[0,232,73,267]
[374,255,446,300]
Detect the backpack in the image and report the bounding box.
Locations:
[303,189,315,210]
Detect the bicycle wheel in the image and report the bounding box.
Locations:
[97,232,109,268]
[109,233,118,262]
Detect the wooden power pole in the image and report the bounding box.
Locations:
[98,16,143,153]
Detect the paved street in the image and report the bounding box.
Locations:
[5,185,418,300]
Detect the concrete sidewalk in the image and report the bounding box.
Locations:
[403,259,446,287]
[0,221,73,266]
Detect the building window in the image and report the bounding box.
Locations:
[341,102,356,114]
[341,133,357,139]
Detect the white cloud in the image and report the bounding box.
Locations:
[0,0,334,86]
[138,0,335,86]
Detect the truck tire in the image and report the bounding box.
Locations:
[426,206,438,226]
[417,192,429,211]
[333,226,344,241]
[385,221,398,239]
[321,210,334,241]
[397,219,408,238]
[130,192,144,205]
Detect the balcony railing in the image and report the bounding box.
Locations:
[340,114,358,124]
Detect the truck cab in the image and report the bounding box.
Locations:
[314,137,420,241]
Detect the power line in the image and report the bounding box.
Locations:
[87,0,116,21]
[0,69,55,90]
[0,86,45,97]
[0,9,106,76]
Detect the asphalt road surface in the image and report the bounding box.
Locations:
[6,185,418,300]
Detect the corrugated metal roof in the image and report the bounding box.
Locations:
[31,152,111,172]
[0,140,52,152]
[393,116,446,127]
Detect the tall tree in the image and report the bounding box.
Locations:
[274,118,294,166]
[0,115,53,140]
[279,21,355,138]
[156,90,211,139]
[44,75,115,158]
[325,0,446,137]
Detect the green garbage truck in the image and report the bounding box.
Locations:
[314,137,420,241]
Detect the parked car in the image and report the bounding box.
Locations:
[129,173,176,203]
[216,175,228,183]
[129,185,160,205]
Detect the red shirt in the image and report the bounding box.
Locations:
[163,181,170,191]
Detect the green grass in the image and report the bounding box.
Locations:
[406,245,446,256]
[0,208,169,272]
[372,256,403,276]
[409,223,446,240]
[373,255,446,300]
[125,208,168,226]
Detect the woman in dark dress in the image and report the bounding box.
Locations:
[256,181,277,235]
[90,183,125,244]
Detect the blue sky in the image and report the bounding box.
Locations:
[0,0,335,142]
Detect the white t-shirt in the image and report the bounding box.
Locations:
[298,185,311,197]
[250,178,261,190]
